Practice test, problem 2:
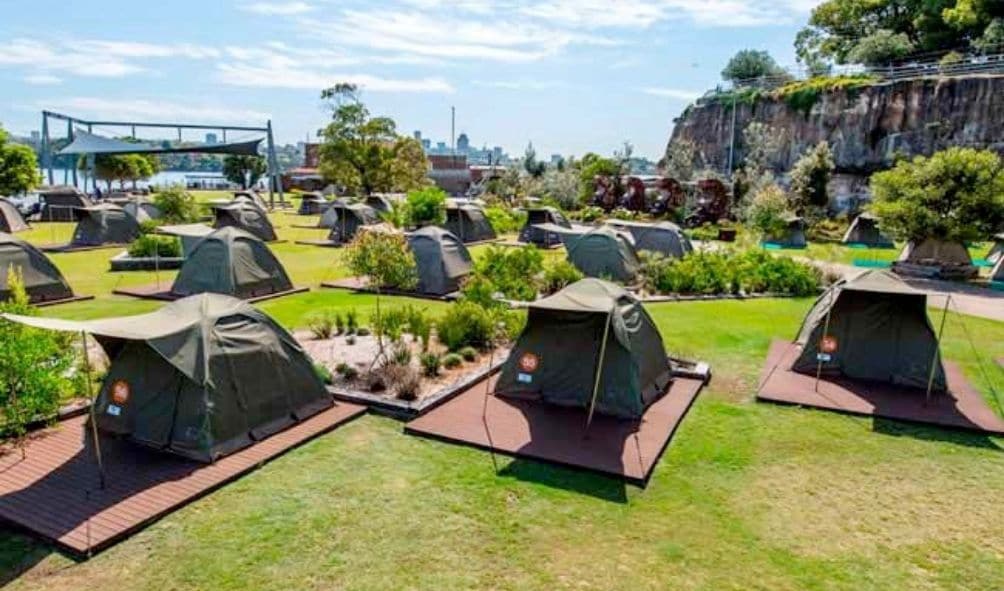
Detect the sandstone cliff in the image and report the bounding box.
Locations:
[666,75,1004,177]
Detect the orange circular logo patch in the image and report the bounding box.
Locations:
[518,352,539,372]
[820,335,838,354]
[111,380,131,404]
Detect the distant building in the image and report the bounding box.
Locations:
[282,142,324,191]
[427,154,471,196]
[456,133,470,154]
[205,133,218,144]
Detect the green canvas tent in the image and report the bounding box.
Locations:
[156,223,215,257]
[365,194,396,213]
[297,192,329,215]
[606,219,692,258]
[170,227,294,299]
[443,203,496,244]
[212,200,278,242]
[2,293,333,462]
[407,226,473,295]
[495,278,672,420]
[985,233,1004,265]
[565,226,640,282]
[122,200,162,223]
[791,269,946,391]
[70,203,142,247]
[0,232,75,303]
[991,256,1003,283]
[38,186,93,222]
[0,198,29,233]
[325,202,381,243]
[233,191,269,211]
[763,215,807,248]
[842,213,894,248]
[518,207,571,247]
[897,238,972,266]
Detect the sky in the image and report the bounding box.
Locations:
[0,0,820,160]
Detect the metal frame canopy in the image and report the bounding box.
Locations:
[40,110,285,206]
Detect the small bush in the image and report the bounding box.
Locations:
[542,259,584,294]
[420,352,442,377]
[394,366,422,401]
[356,326,371,337]
[346,335,356,346]
[462,245,544,304]
[484,206,526,234]
[403,305,432,350]
[127,235,182,258]
[376,307,409,342]
[334,312,346,335]
[437,301,495,351]
[335,362,359,379]
[314,363,333,385]
[392,340,412,366]
[458,346,478,362]
[639,248,820,296]
[571,206,604,223]
[153,185,200,223]
[406,186,447,226]
[345,308,358,334]
[442,353,463,369]
[306,311,337,340]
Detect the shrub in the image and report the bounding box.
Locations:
[484,206,526,234]
[375,307,409,342]
[335,362,360,379]
[306,311,338,339]
[639,248,820,296]
[789,141,834,209]
[437,301,495,351]
[344,229,418,291]
[356,326,371,337]
[314,363,333,384]
[346,335,356,346]
[571,206,604,223]
[127,235,182,258]
[153,185,200,223]
[392,340,412,366]
[406,186,447,226]
[542,259,584,294]
[394,366,422,401]
[458,346,478,362]
[403,305,431,350]
[334,312,346,335]
[442,353,463,369]
[345,308,358,335]
[744,184,792,240]
[806,218,848,243]
[846,30,914,66]
[721,49,787,83]
[462,245,544,303]
[420,352,441,377]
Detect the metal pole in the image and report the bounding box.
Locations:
[726,92,737,177]
[69,123,78,188]
[585,307,614,431]
[81,331,106,490]
[814,289,836,393]
[266,120,281,208]
[926,295,950,405]
[451,106,455,155]
[42,112,53,186]
[64,119,72,185]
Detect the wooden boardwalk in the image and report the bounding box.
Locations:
[0,402,366,556]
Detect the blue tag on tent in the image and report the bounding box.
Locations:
[517,373,533,384]
[106,404,121,416]
[816,353,832,362]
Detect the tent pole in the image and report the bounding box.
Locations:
[925,295,950,405]
[81,331,106,490]
[814,289,835,393]
[481,323,503,474]
[585,307,614,432]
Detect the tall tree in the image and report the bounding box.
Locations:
[789,141,835,211]
[0,126,41,195]
[388,136,430,192]
[317,83,399,195]
[222,154,267,189]
[523,142,545,178]
[721,50,788,83]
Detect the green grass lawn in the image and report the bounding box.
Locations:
[773,241,992,269]
[2,201,1003,590]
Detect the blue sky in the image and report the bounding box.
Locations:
[0,0,819,159]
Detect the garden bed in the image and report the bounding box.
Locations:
[297,330,510,419]
[108,251,185,272]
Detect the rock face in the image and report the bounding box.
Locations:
[667,75,1004,177]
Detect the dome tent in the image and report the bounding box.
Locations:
[70,203,142,247]
[365,194,396,213]
[407,226,473,295]
[842,213,894,248]
[1,294,333,462]
[233,191,269,211]
[985,233,1004,266]
[297,192,329,215]
[762,215,807,249]
[893,238,976,279]
[792,269,946,391]
[442,203,496,244]
[325,202,381,243]
[518,207,571,247]
[0,197,29,233]
[565,226,640,282]
[170,227,294,299]
[495,278,672,420]
[991,256,1003,283]
[122,200,162,223]
[606,219,692,258]
[212,200,278,242]
[0,232,75,303]
[38,186,93,222]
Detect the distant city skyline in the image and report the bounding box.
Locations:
[0,0,821,159]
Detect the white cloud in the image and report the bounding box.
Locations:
[473,79,565,90]
[24,73,62,85]
[0,38,219,80]
[42,97,271,124]
[217,62,454,93]
[241,1,314,15]
[640,87,701,100]
[520,0,666,28]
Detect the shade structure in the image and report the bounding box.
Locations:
[70,204,141,247]
[156,223,215,257]
[325,202,381,243]
[407,226,473,295]
[121,200,162,223]
[212,200,277,242]
[842,213,894,248]
[495,278,672,419]
[763,215,807,248]
[606,219,692,258]
[59,129,263,157]
[170,227,294,299]
[297,192,329,215]
[518,207,571,247]
[442,203,496,243]
[39,186,93,222]
[0,198,29,233]
[792,269,946,391]
[985,233,1004,265]
[0,232,75,303]
[565,226,640,282]
[2,293,332,462]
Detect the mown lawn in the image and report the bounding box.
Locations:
[1,200,1002,590]
[774,241,993,269]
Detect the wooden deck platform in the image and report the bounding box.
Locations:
[0,401,366,556]
[111,284,309,303]
[321,277,459,301]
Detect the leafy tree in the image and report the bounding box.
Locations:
[721,50,787,83]
[735,122,784,203]
[84,153,157,191]
[523,142,546,178]
[0,126,41,195]
[846,30,915,66]
[222,154,267,189]
[744,184,793,239]
[789,141,835,210]
[0,268,78,451]
[869,147,1004,244]
[975,17,1004,50]
[661,139,698,181]
[153,185,200,223]
[578,152,623,204]
[535,167,580,210]
[388,136,430,192]
[317,83,399,195]
[406,186,447,226]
